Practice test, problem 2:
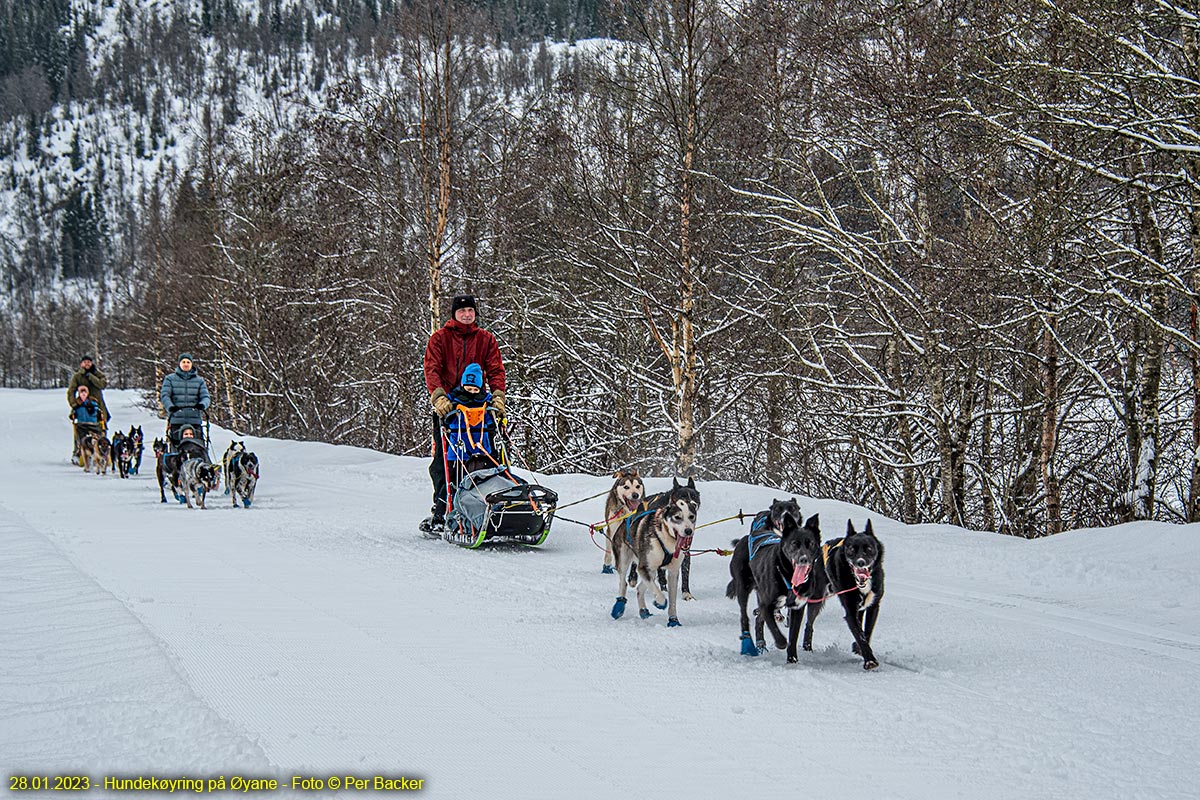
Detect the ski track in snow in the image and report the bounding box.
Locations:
[1,389,1197,800]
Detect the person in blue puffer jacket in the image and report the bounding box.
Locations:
[160,353,211,446]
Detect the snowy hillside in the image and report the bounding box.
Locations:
[1,388,1198,799]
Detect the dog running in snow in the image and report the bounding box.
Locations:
[822,519,886,670]
[176,458,221,509]
[727,499,825,661]
[154,438,172,502]
[609,477,699,627]
[78,431,100,473]
[82,433,112,475]
[602,469,644,573]
[617,486,696,600]
[222,441,246,492]
[127,426,144,474]
[225,447,259,508]
[111,431,133,479]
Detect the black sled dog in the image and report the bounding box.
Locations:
[154,438,174,503]
[610,477,699,627]
[726,499,825,662]
[127,426,145,475]
[823,519,885,670]
[111,431,133,479]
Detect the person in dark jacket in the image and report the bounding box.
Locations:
[67,355,109,428]
[420,295,508,535]
[160,353,211,446]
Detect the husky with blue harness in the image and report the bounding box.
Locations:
[726,499,825,661]
[609,477,699,627]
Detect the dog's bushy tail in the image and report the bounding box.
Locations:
[725,579,736,599]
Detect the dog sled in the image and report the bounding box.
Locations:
[438,405,558,549]
[160,411,216,505]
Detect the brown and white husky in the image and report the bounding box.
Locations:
[602,469,644,574]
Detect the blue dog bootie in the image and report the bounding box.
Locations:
[667,617,681,628]
[602,564,615,574]
[611,597,627,620]
[639,608,653,619]
[653,598,668,610]
[740,632,760,657]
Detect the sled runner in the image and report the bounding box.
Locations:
[437,405,558,549]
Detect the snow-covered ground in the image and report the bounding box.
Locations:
[1,388,1197,799]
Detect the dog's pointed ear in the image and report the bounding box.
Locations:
[673,477,680,489]
[865,519,875,536]
[612,470,621,478]
[687,476,696,489]
[846,519,857,536]
[805,513,819,530]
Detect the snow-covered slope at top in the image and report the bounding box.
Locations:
[1,389,1197,799]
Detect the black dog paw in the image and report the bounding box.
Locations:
[802,643,813,652]
[786,654,798,664]
[863,659,879,670]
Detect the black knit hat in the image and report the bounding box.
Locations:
[450,294,477,315]
[80,354,93,363]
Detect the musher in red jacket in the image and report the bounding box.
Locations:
[420,294,507,534]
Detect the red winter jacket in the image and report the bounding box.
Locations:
[423,320,506,396]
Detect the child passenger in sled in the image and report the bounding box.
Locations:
[449,363,491,408]
[71,386,102,425]
[175,424,206,458]
[442,363,499,472]
[70,385,102,439]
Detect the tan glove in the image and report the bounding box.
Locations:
[490,391,506,418]
[431,388,453,417]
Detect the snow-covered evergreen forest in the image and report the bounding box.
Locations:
[4,0,1200,537]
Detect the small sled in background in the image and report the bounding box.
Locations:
[438,404,558,549]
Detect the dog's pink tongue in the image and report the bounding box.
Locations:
[792,564,811,586]
[854,567,871,583]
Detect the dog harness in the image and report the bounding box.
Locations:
[821,540,841,567]
[747,513,779,561]
[623,507,691,566]
[446,404,495,462]
[622,508,655,545]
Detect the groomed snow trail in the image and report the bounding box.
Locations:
[2,389,1197,799]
